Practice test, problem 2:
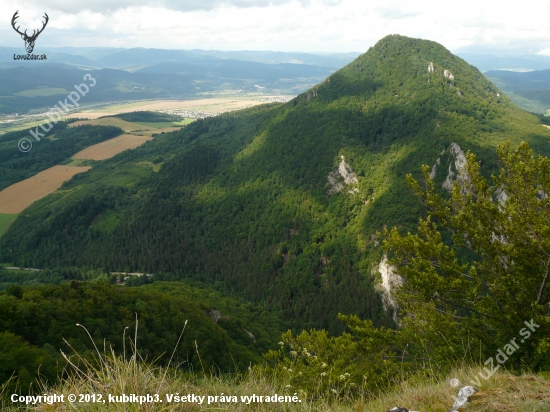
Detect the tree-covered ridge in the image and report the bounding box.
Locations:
[0,280,285,393]
[1,35,550,334]
[107,111,183,123]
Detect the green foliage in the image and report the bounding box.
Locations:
[384,141,550,370]
[0,281,285,394]
[142,282,287,357]
[0,331,60,395]
[0,268,66,290]
[263,315,398,398]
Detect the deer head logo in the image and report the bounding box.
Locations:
[11,11,49,54]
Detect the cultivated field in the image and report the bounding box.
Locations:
[1,96,286,134]
[68,117,193,137]
[65,97,280,119]
[72,134,153,161]
[0,166,91,214]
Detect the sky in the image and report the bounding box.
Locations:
[1,0,550,54]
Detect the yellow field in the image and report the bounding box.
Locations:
[68,118,184,138]
[72,134,153,161]
[69,117,137,130]
[0,166,91,214]
[64,97,279,119]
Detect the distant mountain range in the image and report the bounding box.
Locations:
[485,69,550,113]
[457,53,550,72]
[0,46,360,70]
[5,45,550,115]
[0,47,360,115]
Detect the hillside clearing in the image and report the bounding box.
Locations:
[72,134,153,160]
[0,214,18,237]
[14,87,69,97]
[0,166,91,214]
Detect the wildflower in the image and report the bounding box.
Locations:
[290,351,297,357]
[278,341,284,346]
[320,372,327,377]
[321,362,327,368]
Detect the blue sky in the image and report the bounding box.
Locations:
[1,0,549,54]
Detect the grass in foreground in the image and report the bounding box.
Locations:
[2,349,549,411]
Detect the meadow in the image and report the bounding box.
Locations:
[14,87,70,98]
[0,214,17,237]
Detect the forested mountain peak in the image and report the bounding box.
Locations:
[297,34,506,118]
[2,35,549,334]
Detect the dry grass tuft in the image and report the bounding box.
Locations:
[2,322,550,411]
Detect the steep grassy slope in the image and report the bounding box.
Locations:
[2,35,550,333]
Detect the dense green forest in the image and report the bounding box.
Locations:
[0,278,285,393]
[0,123,121,190]
[2,35,550,335]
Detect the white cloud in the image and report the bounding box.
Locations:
[0,0,550,53]
[10,0,325,14]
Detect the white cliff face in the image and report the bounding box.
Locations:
[429,157,441,179]
[327,156,359,194]
[378,255,403,324]
[428,62,435,73]
[442,142,468,191]
[495,186,508,204]
[443,70,455,81]
[338,156,358,184]
[327,173,343,193]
